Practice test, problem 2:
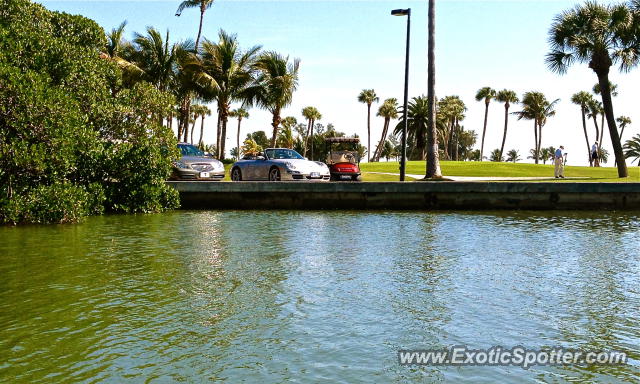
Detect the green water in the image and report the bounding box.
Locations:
[1,211,639,383]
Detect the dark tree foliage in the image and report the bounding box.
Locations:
[0,0,179,224]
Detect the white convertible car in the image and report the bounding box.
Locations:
[230,148,331,181]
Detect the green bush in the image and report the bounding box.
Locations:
[0,0,179,224]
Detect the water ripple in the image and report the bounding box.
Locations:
[0,210,638,383]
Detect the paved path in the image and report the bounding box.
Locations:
[365,172,583,181]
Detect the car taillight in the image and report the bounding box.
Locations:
[337,164,357,172]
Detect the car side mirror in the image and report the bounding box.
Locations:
[256,156,265,160]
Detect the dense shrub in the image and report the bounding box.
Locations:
[0,0,179,224]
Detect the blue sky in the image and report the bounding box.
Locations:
[41,0,640,167]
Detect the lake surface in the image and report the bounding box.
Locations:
[1,210,639,383]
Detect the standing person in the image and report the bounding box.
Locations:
[554,145,566,179]
[591,141,600,167]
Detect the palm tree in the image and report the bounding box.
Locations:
[623,134,640,165]
[437,96,465,160]
[394,96,429,160]
[130,28,195,134]
[188,104,201,144]
[475,87,496,162]
[301,107,321,157]
[496,89,518,161]
[132,27,178,92]
[426,0,441,177]
[101,21,143,90]
[514,91,558,164]
[172,43,200,143]
[546,1,636,177]
[539,147,553,165]
[196,104,212,146]
[246,52,300,147]
[277,117,297,149]
[175,0,215,51]
[537,97,559,158]
[514,92,541,164]
[506,149,521,163]
[571,91,595,165]
[357,89,379,162]
[617,116,631,140]
[586,99,603,154]
[188,31,260,158]
[489,148,503,162]
[373,98,399,161]
[597,147,610,164]
[229,108,249,159]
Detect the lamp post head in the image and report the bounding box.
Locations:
[391,8,411,16]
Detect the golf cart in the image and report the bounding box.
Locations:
[325,137,362,181]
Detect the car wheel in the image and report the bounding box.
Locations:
[269,167,281,181]
[231,167,242,181]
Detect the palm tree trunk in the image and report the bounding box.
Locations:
[480,101,489,162]
[499,103,509,160]
[580,106,591,166]
[310,119,315,160]
[425,0,441,178]
[449,119,456,160]
[596,72,627,177]
[183,97,192,144]
[537,123,542,164]
[303,119,311,157]
[199,114,205,147]
[599,113,605,150]
[591,115,600,155]
[178,97,189,142]
[455,119,460,161]
[367,104,371,162]
[270,109,281,148]
[373,119,389,162]
[220,113,228,159]
[216,108,222,155]
[195,6,205,51]
[236,117,242,160]
[533,120,538,164]
[190,119,196,144]
[443,119,452,160]
[620,125,625,140]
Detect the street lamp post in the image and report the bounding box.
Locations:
[391,8,410,181]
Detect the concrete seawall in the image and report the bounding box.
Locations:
[167,181,640,210]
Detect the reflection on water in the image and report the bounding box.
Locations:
[0,211,639,383]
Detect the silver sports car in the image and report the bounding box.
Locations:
[230,148,331,181]
[171,143,225,181]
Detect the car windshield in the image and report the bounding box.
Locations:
[265,149,304,160]
[178,144,204,157]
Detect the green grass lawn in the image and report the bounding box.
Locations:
[360,161,640,182]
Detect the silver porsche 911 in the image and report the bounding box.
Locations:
[230,148,331,181]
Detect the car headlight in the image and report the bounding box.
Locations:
[213,161,224,170]
[314,161,329,170]
[173,161,188,169]
[284,162,297,171]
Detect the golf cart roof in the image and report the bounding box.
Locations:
[325,137,360,143]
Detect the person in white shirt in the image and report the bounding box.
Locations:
[591,141,599,167]
[554,145,566,178]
